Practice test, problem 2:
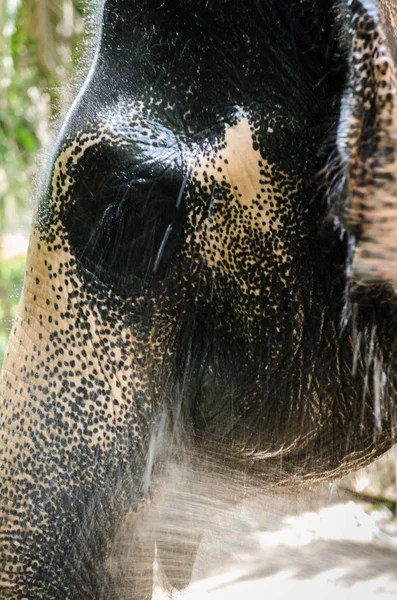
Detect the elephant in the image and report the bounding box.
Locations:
[1,0,397,597]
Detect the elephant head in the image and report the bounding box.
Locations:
[1,0,397,597]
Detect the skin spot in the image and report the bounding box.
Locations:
[186,115,300,303]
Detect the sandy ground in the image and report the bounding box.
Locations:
[150,486,397,600]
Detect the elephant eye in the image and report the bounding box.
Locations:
[62,141,186,292]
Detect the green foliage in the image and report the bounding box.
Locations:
[0,256,25,367]
[1,0,38,230]
[0,1,90,233]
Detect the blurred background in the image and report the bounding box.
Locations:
[0,0,396,534]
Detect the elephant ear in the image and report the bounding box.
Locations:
[379,0,397,63]
[339,0,397,283]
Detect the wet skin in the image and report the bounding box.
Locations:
[1,0,397,597]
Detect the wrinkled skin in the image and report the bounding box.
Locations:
[1,0,397,598]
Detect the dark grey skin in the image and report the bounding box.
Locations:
[1,0,397,598]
